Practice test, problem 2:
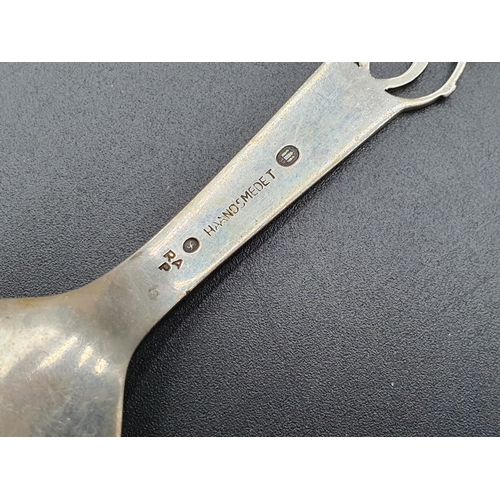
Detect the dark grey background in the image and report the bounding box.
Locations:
[0,63,498,436]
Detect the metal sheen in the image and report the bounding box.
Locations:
[0,62,466,436]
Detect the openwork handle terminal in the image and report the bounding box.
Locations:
[359,62,466,109]
[0,63,466,436]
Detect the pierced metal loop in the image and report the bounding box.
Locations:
[359,62,466,110]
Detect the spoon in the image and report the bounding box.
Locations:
[0,62,466,436]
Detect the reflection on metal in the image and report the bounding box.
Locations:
[78,345,93,367]
[38,337,78,370]
[0,63,466,436]
[94,358,109,376]
[0,327,58,380]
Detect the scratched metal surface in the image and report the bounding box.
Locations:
[0,63,499,436]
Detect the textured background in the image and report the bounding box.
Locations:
[0,63,498,436]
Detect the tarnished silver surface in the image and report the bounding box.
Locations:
[0,62,466,436]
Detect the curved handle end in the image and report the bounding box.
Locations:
[398,62,467,111]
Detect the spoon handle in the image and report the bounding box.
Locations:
[90,63,464,347]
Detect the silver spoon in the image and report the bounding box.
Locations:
[0,62,466,436]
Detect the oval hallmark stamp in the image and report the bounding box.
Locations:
[276,145,299,167]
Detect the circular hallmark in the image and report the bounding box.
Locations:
[183,237,200,253]
[276,145,300,167]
